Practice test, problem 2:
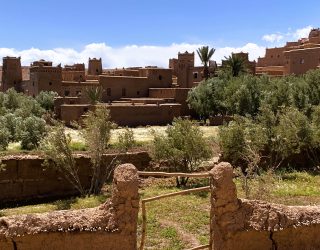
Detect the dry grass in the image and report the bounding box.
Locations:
[6,125,219,152]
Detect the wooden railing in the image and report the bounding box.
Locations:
[138,171,211,250]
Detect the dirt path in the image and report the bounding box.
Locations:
[159,219,200,248]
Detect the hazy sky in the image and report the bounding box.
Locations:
[0,0,319,67]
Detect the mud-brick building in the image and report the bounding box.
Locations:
[0,51,214,126]
[256,28,320,76]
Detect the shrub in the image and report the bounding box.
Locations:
[3,88,20,110]
[0,113,22,142]
[273,107,312,160]
[116,127,135,152]
[85,86,103,104]
[187,80,217,120]
[81,106,116,194]
[36,91,57,111]
[219,107,319,170]
[18,116,47,150]
[0,126,10,151]
[41,122,85,195]
[14,95,45,118]
[151,118,212,187]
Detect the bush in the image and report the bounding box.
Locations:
[41,122,85,195]
[219,107,320,170]
[116,127,135,152]
[151,118,212,186]
[42,106,117,196]
[0,113,22,142]
[273,107,312,159]
[18,116,47,150]
[0,127,10,151]
[81,106,116,194]
[36,91,57,111]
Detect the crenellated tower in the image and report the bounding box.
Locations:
[2,57,22,92]
[88,58,102,75]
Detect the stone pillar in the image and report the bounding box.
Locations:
[209,162,239,250]
[111,163,139,249]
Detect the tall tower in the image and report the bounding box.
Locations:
[177,52,194,88]
[88,58,102,75]
[2,57,23,92]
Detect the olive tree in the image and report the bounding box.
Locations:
[151,118,212,187]
[80,106,116,194]
[41,106,117,196]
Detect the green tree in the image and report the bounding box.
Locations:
[187,78,227,120]
[0,126,10,151]
[223,53,247,77]
[17,116,47,150]
[36,91,58,111]
[187,80,216,120]
[41,122,85,195]
[151,118,212,187]
[224,75,261,116]
[0,113,22,142]
[3,88,20,110]
[81,106,116,194]
[197,46,215,79]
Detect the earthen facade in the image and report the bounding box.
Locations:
[257,28,320,76]
[1,51,210,126]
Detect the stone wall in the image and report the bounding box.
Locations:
[0,164,139,250]
[210,162,320,250]
[60,103,181,126]
[0,152,150,204]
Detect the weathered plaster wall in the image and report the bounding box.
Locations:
[60,103,181,126]
[0,164,139,250]
[0,152,150,204]
[210,162,320,250]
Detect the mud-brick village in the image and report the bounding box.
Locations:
[1,1,320,250]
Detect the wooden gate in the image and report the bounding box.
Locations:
[138,171,211,250]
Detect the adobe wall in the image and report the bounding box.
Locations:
[107,103,181,126]
[149,88,192,115]
[0,152,150,204]
[100,76,150,101]
[257,47,286,67]
[60,103,181,126]
[0,164,139,250]
[285,47,320,75]
[210,162,320,250]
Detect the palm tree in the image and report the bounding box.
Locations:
[223,54,247,77]
[197,46,215,79]
[85,86,103,104]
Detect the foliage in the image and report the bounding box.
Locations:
[187,81,216,120]
[0,113,22,142]
[222,53,248,77]
[85,86,103,104]
[80,106,116,195]
[41,122,85,195]
[196,46,215,79]
[36,91,58,111]
[44,106,116,196]
[0,127,10,151]
[188,69,320,120]
[116,127,136,152]
[219,106,320,171]
[0,89,56,151]
[17,116,47,150]
[151,118,212,186]
[223,75,261,116]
